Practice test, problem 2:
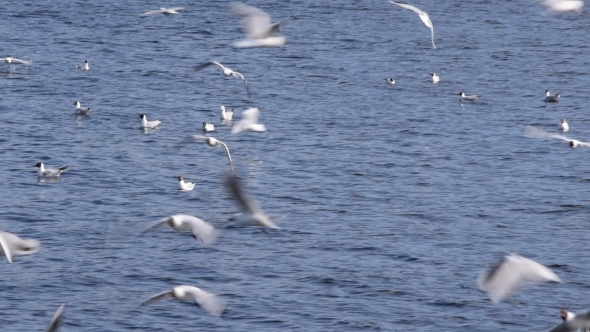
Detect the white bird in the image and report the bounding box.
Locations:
[74,101,91,116]
[138,114,162,129]
[76,60,89,71]
[389,1,436,49]
[142,214,220,244]
[0,231,40,264]
[387,77,396,85]
[225,172,278,229]
[431,72,440,83]
[459,91,480,102]
[203,122,215,132]
[139,7,185,17]
[231,2,288,48]
[539,0,584,15]
[560,119,569,132]
[0,57,32,65]
[220,105,233,121]
[178,175,195,191]
[524,125,590,148]
[232,108,266,134]
[547,310,590,332]
[46,303,66,332]
[545,90,561,102]
[139,285,226,317]
[35,162,69,178]
[477,253,562,303]
[194,61,251,100]
[180,136,234,171]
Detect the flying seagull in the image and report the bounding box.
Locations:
[139,7,184,17]
[142,214,220,244]
[139,285,226,317]
[194,61,251,100]
[524,125,590,148]
[232,108,266,134]
[0,231,40,263]
[180,136,234,171]
[389,1,436,49]
[45,303,66,332]
[1,57,32,65]
[225,172,278,229]
[231,2,288,48]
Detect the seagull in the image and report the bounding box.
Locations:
[220,105,233,121]
[194,61,251,100]
[545,90,561,102]
[231,2,288,48]
[387,77,396,85]
[477,253,562,303]
[459,91,480,102]
[547,310,590,332]
[138,114,162,129]
[139,7,185,17]
[35,162,69,178]
[178,176,195,191]
[180,136,233,171]
[0,57,32,65]
[431,72,440,83]
[225,172,278,229]
[76,60,89,71]
[524,125,590,148]
[539,0,584,15]
[142,214,220,244]
[45,303,66,332]
[232,108,266,134]
[139,285,226,317]
[389,1,436,49]
[0,231,40,263]
[74,101,91,116]
[560,119,569,132]
[203,122,215,132]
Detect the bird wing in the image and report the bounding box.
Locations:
[509,254,561,283]
[389,1,426,15]
[194,62,216,71]
[268,17,289,36]
[186,287,226,317]
[225,172,260,214]
[12,58,32,65]
[0,232,14,263]
[578,141,590,147]
[45,303,66,332]
[233,72,252,99]
[232,108,260,134]
[418,12,433,29]
[523,126,571,142]
[476,255,524,303]
[141,217,172,235]
[168,7,185,11]
[139,289,174,306]
[139,9,165,17]
[231,2,273,38]
[185,216,220,245]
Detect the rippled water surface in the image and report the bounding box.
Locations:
[1,1,590,331]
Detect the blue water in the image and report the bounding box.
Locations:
[1,1,590,331]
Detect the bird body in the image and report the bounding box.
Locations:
[143,214,220,244]
[74,101,91,115]
[138,114,162,128]
[389,1,436,49]
[540,0,584,15]
[220,105,234,121]
[431,72,440,83]
[140,285,226,317]
[178,176,195,191]
[194,61,251,100]
[45,304,66,332]
[35,162,69,178]
[524,126,590,148]
[1,57,32,65]
[459,91,480,102]
[139,7,184,17]
[232,108,266,134]
[203,122,215,132]
[387,77,396,85]
[231,2,288,48]
[545,90,561,102]
[0,231,40,263]
[77,60,89,70]
[560,119,569,132]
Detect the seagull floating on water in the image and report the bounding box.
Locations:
[477,253,561,303]
[74,101,91,116]
[35,162,69,178]
[203,122,215,132]
[194,61,251,100]
[138,114,162,129]
[143,214,220,244]
[1,57,32,65]
[524,125,590,148]
[139,7,185,17]
[139,285,226,317]
[76,60,89,71]
[181,136,233,171]
[231,2,288,48]
[459,91,480,102]
[539,0,584,15]
[545,90,561,102]
[178,175,195,191]
[387,77,396,85]
[232,108,266,134]
[547,309,590,332]
[431,72,440,83]
[560,119,569,132]
[220,105,233,121]
[389,1,436,49]
[46,303,66,332]
[225,172,278,229]
[0,231,40,263]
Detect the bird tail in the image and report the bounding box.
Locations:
[59,165,69,171]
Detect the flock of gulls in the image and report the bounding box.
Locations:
[1,0,588,331]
